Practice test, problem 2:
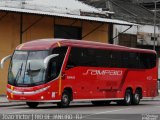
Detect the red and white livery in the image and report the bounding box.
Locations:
[1,39,158,108]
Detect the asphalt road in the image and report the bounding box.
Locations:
[1,101,160,120]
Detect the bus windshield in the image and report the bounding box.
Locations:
[8,50,49,86]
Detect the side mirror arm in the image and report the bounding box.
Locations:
[44,54,59,69]
[1,55,12,69]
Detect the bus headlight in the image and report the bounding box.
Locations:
[41,96,44,99]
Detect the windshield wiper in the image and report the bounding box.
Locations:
[14,63,23,85]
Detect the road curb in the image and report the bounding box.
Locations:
[142,98,160,101]
[0,101,26,107]
[142,99,160,101]
[0,103,26,107]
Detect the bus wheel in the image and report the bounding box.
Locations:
[132,90,141,105]
[57,90,71,108]
[117,89,132,105]
[124,89,132,105]
[26,102,39,108]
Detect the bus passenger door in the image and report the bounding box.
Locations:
[47,47,68,100]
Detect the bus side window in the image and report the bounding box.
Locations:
[48,60,57,80]
[66,47,96,69]
[85,48,95,66]
[121,52,129,68]
[66,47,80,69]
[66,54,76,69]
[110,51,122,68]
[47,47,67,81]
[129,52,139,69]
[94,49,109,67]
[139,53,156,69]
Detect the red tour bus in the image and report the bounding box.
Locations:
[1,39,158,108]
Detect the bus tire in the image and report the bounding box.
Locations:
[124,89,132,105]
[57,90,71,108]
[26,102,39,108]
[132,90,141,105]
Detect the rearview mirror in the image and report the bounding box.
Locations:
[44,54,59,69]
[1,55,12,69]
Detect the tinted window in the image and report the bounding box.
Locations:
[121,52,129,68]
[128,52,140,68]
[66,47,111,68]
[66,47,156,69]
[110,51,122,68]
[94,50,111,67]
[139,53,156,69]
[47,47,67,81]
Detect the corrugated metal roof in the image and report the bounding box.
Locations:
[81,0,157,25]
[0,0,135,25]
[138,0,155,3]
[0,0,103,15]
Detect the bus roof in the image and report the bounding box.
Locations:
[16,38,156,54]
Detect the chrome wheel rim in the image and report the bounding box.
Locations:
[135,94,140,102]
[63,94,69,104]
[126,93,131,103]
